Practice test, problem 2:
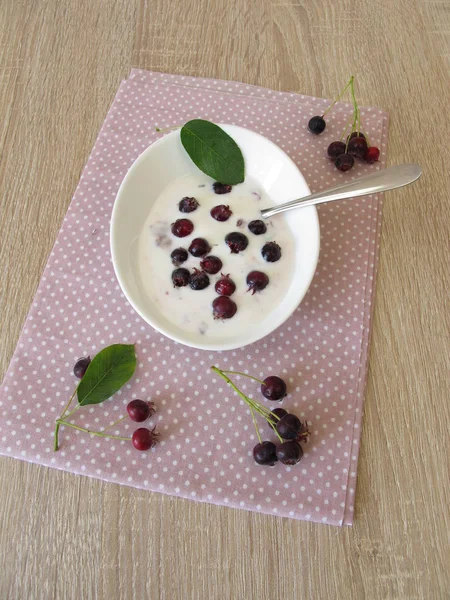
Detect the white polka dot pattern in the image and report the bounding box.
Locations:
[0,70,388,526]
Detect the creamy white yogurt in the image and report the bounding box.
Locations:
[138,174,296,338]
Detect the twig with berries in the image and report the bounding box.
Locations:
[308,75,381,172]
[54,344,160,452]
[211,366,310,466]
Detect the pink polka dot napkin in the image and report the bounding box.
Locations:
[0,70,388,526]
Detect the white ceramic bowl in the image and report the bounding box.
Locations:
[110,125,320,351]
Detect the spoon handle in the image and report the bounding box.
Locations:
[260,164,422,219]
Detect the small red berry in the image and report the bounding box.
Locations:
[347,131,366,142]
[132,427,159,451]
[348,136,368,159]
[73,356,91,379]
[327,141,346,162]
[364,146,380,163]
[127,399,155,422]
[335,153,354,172]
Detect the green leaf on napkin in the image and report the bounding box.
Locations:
[180,119,245,185]
[77,344,136,406]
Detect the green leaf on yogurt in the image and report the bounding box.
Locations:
[77,344,136,406]
[180,119,245,185]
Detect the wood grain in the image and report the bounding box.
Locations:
[1,0,449,598]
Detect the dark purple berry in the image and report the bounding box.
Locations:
[127,399,155,422]
[347,131,366,142]
[213,182,232,194]
[172,268,190,287]
[171,219,194,238]
[276,413,302,440]
[200,255,222,274]
[348,136,368,159]
[212,296,237,319]
[261,376,287,401]
[276,441,303,465]
[73,356,90,379]
[248,220,267,235]
[132,427,159,451]
[189,269,210,290]
[178,196,199,213]
[308,115,326,135]
[188,238,211,257]
[170,247,188,266]
[246,271,269,294]
[364,146,380,163]
[327,141,346,161]
[253,441,278,466]
[210,205,232,222]
[335,153,355,172]
[268,407,288,425]
[261,241,281,263]
[215,274,236,296]
[225,232,248,253]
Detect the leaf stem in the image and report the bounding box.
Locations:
[54,423,60,451]
[62,403,81,421]
[56,419,131,442]
[155,125,181,133]
[220,369,266,386]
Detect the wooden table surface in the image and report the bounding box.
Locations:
[1,1,449,598]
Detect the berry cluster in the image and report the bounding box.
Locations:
[167,183,283,320]
[54,357,160,452]
[307,76,381,173]
[212,367,310,467]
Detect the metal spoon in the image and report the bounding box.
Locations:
[260,164,422,219]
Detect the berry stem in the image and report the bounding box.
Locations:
[250,408,262,444]
[322,76,354,117]
[212,366,255,407]
[99,414,128,433]
[268,419,285,444]
[220,369,266,385]
[340,122,353,142]
[55,419,131,442]
[211,366,284,434]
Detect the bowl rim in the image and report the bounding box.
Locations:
[110,124,320,351]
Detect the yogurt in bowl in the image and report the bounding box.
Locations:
[110,125,320,351]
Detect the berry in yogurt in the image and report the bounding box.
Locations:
[261,241,281,263]
[170,247,188,266]
[188,238,211,257]
[225,231,248,254]
[213,182,232,194]
[210,204,233,222]
[215,274,236,296]
[178,196,199,213]
[248,220,267,235]
[246,271,269,294]
[189,269,210,290]
[212,296,237,319]
[200,255,223,274]
[172,268,190,287]
[171,218,194,238]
